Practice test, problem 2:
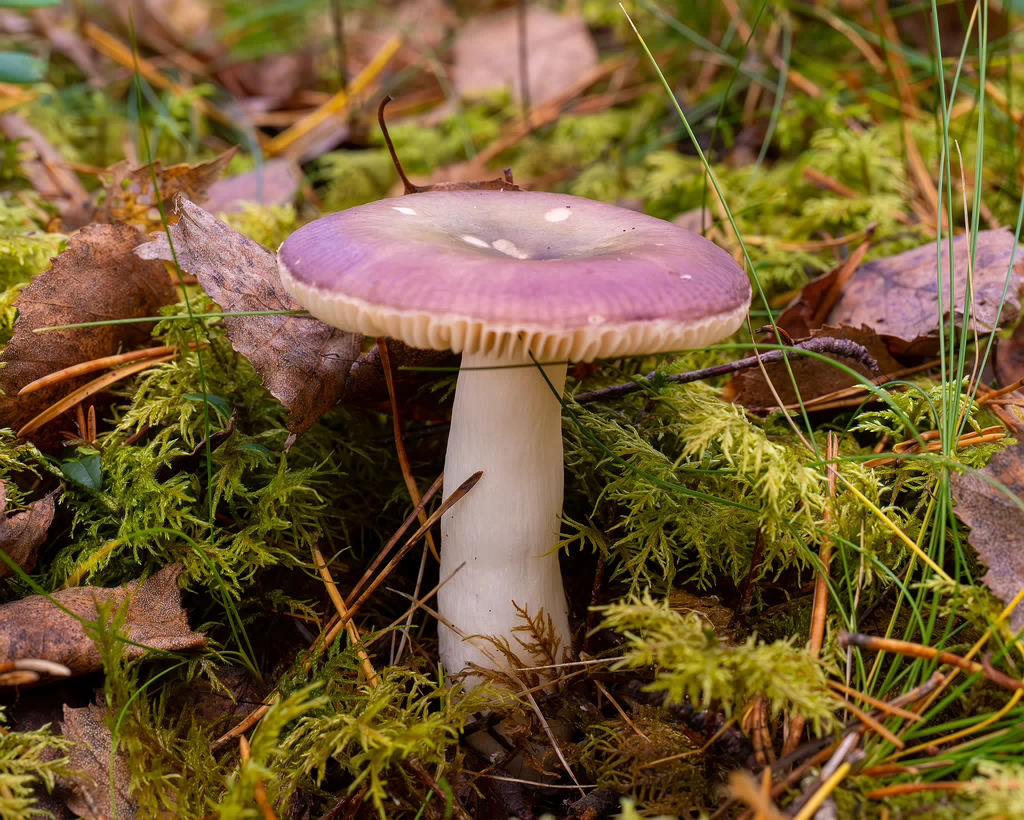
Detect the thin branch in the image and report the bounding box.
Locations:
[572,337,879,405]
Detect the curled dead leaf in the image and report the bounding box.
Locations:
[0,223,177,437]
[96,148,237,232]
[0,479,57,579]
[0,563,207,684]
[134,197,360,445]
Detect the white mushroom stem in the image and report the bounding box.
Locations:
[438,345,571,686]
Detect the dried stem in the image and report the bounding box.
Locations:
[572,337,878,405]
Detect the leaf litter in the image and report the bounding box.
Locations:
[0,223,177,436]
[0,563,206,682]
[0,478,56,579]
[6,2,1024,817]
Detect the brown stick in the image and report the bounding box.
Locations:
[18,344,178,395]
[325,472,482,647]
[313,546,378,687]
[344,473,445,609]
[783,434,839,757]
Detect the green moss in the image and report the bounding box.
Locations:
[0,706,73,819]
[600,594,836,731]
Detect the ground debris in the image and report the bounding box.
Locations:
[0,479,57,578]
[60,701,139,820]
[0,563,207,683]
[952,441,1024,633]
[0,223,177,436]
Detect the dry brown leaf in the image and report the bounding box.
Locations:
[825,230,1024,355]
[952,443,1024,633]
[134,197,360,445]
[0,223,177,435]
[61,702,139,820]
[722,325,899,410]
[0,480,57,579]
[96,148,237,233]
[453,5,598,108]
[0,563,207,682]
[204,158,303,215]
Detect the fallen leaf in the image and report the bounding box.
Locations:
[453,5,598,108]
[722,326,899,410]
[777,266,844,341]
[952,443,1024,632]
[204,158,304,215]
[0,563,207,682]
[0,114,92,229]
[61,702,139,820]
[0,223,178,435]
[0,480,57,579]
[169,665,261,725]
[825,230,1024,355]
[96,148,237,233]
[134,197,360,445]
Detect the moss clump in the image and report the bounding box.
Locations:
[600,594,835,731]
[0,706,72,819]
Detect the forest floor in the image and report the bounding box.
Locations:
[3,1,1024,818]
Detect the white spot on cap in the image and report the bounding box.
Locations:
[461,235,490,248]
[680,274,692,280]
[655,243,664,246]
[492,239,529,259]
[544,207,571,223]
[393,206,417,215]
[588,315,605,325]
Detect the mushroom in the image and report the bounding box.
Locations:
[278,190,751,686]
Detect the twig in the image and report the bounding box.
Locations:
[840,633,1024,691]
[330,0,347,92]
[18,353,176,437]
[239,736,277,820]
[343,473,444,609]
[265,35,402,157]
[406,758,472,820]
[978,377,1024,406]
[212,697,277,751]
[517,0,530,122]
[313,546,378,687]
[826,680,922,723]
[18,344,181,394]
[336,472,482,633]
[572,338,878,405]
[377,337,440,662]
[783,434,839,756]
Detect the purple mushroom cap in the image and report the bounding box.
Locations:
[278,190,751,361]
